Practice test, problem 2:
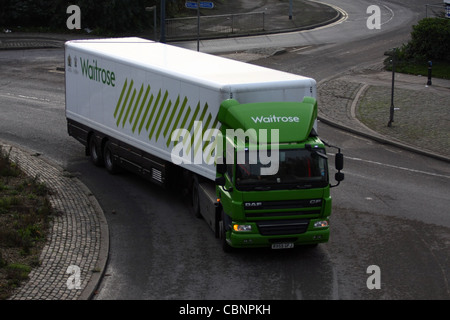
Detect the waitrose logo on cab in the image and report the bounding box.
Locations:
[251,115,300,124]
[79,57,116,87]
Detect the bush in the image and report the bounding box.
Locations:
[0,252,6,268]
[403,17,450,62]
[384,18,450,79]
[6,263,31,282]
[0,0,190,34]
[0,146,53,299]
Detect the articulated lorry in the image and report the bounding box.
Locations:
[65,37,344,251]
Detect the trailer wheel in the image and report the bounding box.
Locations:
[103,141,119,174]
[89,134,104,166]
[192,175,202,218]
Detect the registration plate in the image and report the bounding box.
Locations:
[271,243,294,249]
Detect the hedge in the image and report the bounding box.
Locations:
[403,17,450,62]
[0,0,189,34]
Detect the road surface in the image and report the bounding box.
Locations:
[0,0,448,300]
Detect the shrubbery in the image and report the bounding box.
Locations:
[0,146,53,299]
[402,17,450,62]
[0,0,189,34]
[385,17,450,79]
[390,18,450,62]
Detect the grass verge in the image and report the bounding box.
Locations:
[357,86,450,157]
[386,59,450,80]
[0,146,53,300]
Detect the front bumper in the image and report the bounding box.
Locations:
[227,219,330,249]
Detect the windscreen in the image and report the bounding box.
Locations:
[235,148,328,191]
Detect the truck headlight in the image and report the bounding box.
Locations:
[233,224,252,232]
[314,221,329,228]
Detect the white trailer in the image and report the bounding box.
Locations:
[65,37,316,185]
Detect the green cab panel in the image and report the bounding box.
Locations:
[218,97,317,143]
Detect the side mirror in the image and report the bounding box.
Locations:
[335,152,344,171]
[335,172,344,182]
[331,151,344,188]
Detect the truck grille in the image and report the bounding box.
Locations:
[245,199,322,210]
[244,199,322,218]
[246,210,319,218]
[257,219,309,236]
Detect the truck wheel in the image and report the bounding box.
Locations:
[220,211,233,253]
[89,134,104,166]
[192,176,202,218]
[103,141,118,174]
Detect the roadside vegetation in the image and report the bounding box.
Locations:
[385,17,450,79]
[359,18,450,157]
[0,0,206,35]
[1,0,331,37]
[0,146,53,300]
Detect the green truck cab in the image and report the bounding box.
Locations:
[214,97,344,251]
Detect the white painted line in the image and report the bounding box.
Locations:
[328,153,450,179]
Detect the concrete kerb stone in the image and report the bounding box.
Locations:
[1,140,109,300]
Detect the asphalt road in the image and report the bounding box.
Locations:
[1,0,449,300]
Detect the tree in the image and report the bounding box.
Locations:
[404,17,450,62]
[0,0,189,34]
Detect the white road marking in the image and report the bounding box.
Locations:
[329,153,450,179]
